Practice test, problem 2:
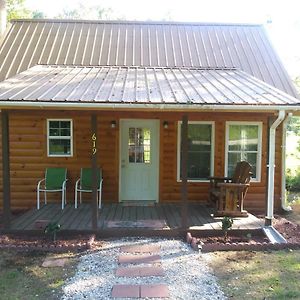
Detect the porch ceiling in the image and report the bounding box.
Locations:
[0,65,299,106]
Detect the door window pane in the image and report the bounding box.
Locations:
[128,128,151,163]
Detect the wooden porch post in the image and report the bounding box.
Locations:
[181,115,188,230]
[2,110,11,229]
[91,114,98,230]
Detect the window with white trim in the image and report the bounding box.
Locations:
[178,122,214,181]
[47,119,73,157]
[226,122,262,181]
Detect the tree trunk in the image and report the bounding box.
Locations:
[0,0,6,38]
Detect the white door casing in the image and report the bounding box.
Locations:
[119,119,159,202]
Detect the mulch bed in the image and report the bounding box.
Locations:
[187,215,300,252]
[0,234,97,253]
[273,215,300,243]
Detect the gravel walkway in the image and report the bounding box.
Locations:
[62,238,226,300]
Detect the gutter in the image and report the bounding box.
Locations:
[266,110,285,226]
[0,101,300,112]
[281,112,293,211]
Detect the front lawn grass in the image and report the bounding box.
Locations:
[210,250,300,299]
[0,249,78,300]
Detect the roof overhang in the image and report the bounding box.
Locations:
[0,65,299,112]
[0,102,299,114]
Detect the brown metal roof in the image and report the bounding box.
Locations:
[0,19,297,98]
[0,65,298,106]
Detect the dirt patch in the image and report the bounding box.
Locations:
[273,215,300,243]
[200,234,268,244]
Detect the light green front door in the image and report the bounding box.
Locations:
[120,120,159,202]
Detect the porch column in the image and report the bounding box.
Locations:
[2,110,11,229]
[91,114,98,230]
[265,111,285,226]
[181,115,188,230]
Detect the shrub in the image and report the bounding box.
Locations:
[286,168,300,191]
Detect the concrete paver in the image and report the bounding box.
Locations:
[116,266,164,277]
[111,285,140,298]
[118,254,161,264]
[140,284,169,298]
[120,244,160,253]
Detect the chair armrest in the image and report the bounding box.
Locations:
[218,183,250,188]
[208,176,232,182]
[62,179,68,189]
[37,178,46,189]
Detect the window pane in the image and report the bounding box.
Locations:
[48,120,72,156]
[228,125,258,151]
[49,139,71,155]
[188,124,211,151]
[49,129,60,136]
[128,127,150,164]
[228,152,257,178]
[60,128,71,136]
[50,121,59,129]
[180,123,212,180]
[228,152,241,178]
[187,152,210,179]
[60,121,70,129]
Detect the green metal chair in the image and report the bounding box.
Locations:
[37,168,68,210]
[75,168,103,209]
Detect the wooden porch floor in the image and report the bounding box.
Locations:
[8,203,263,233]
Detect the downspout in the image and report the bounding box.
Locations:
[281,112,293,211]
[265,110,285,226]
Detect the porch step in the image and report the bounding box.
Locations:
[121,201,156,207]
[263,226,287,244]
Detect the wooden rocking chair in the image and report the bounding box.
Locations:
[209,161,252,217]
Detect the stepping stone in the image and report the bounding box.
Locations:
[116,266,164,277]
[118,254,161,264]
[140,284,169,298]
[111,284,140,298]
[121,244,160,253]
[42,258,68,268]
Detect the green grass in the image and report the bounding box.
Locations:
[0,250,78,300]
[210,250,300,299]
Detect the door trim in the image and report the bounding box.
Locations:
[118,119,160,203]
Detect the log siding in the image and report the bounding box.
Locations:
[0,110,282,213]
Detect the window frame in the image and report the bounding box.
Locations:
[225,121,262,182]
[177,121,215,182]
[47,119,73,157]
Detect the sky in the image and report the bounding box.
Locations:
[25,0,300,77]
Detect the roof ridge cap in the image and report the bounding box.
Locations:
[10,18,264,27]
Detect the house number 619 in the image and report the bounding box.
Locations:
[92,133,97,155]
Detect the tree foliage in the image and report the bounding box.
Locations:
[56,3,116,20]
[6,0,45,20]
[7,0,31,20]
[287,116,300,135]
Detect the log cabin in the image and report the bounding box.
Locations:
[0,19,299,232]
